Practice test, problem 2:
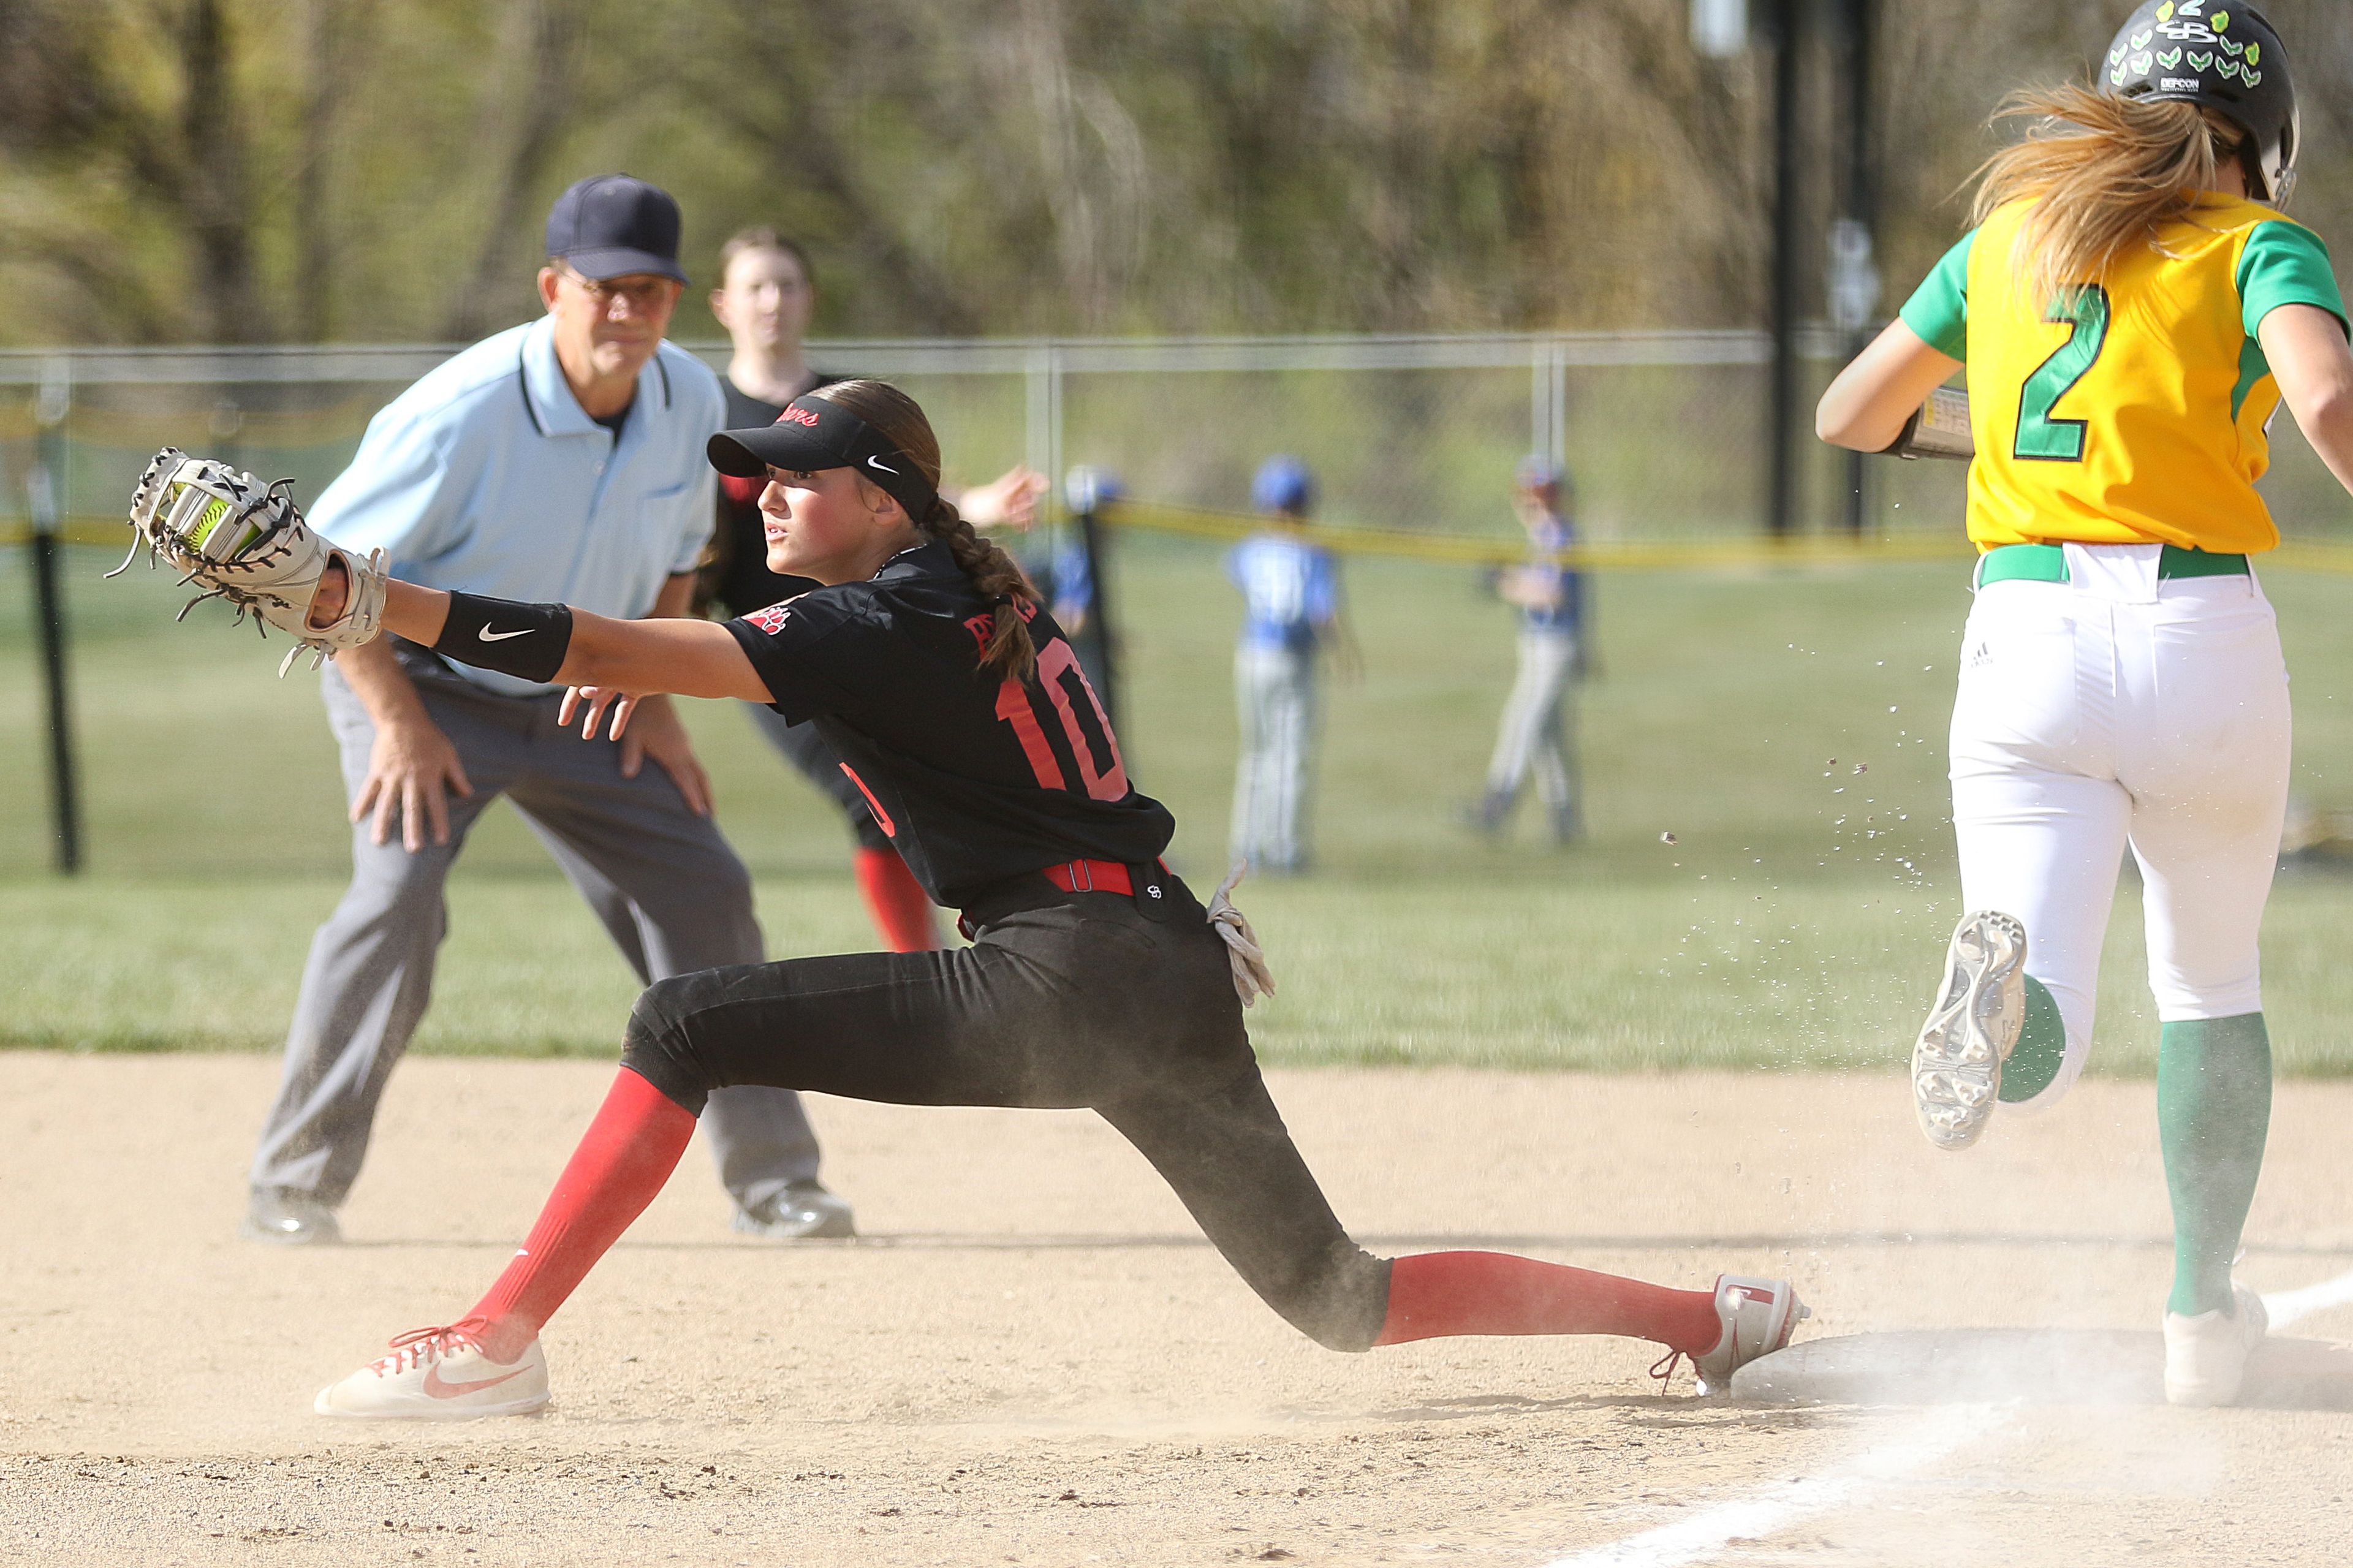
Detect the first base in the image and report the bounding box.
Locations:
[1730,1329,2353,1411]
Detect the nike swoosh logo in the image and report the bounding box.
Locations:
[866,455,898,475]
[423,1364,528,1399]
[478,626,533,642]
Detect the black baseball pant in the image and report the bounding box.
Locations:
[622,873,1393,1351]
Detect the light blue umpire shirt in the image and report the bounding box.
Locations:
[314,315,724,697]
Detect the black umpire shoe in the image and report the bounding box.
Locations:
[732,1183,856,1240]
[242,1188,343,1246]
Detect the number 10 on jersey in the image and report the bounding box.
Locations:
[996,640,1130,801]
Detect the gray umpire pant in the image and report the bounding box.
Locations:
[1230,644,1317,873]
[1483,629,1580,819]
[249,648,822,1214]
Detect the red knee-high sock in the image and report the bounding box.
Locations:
[853,846,942,952]
[464,1067,698,1362]
[1374,1251,1721,1352]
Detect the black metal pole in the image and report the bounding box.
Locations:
[1767,0,1805,539]
[1075,502,1119,732]
[1840,0,1879,536]
[28,389,82,874]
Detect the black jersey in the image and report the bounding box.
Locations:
[710,376,841,618]
[725,541,1176,907]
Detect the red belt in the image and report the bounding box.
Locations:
[1042,858,1134,896]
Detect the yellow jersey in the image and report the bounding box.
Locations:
[1899,195,2346,554]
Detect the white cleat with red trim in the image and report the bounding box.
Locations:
[1689,1274,1809,1395]
[314,1324,548,1420]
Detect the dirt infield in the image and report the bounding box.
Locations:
[4,1054,2350,1566]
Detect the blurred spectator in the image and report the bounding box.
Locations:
[1468,457,1587,843]
[1227,456,1352,874]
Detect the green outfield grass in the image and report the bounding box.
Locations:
[7,536,2353,1072]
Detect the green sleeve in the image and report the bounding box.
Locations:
[1898,229,1976,360]
[2238,221,2349,339]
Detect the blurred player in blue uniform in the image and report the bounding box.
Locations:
[1226,456,1352,874]
[1469,458,1586,843]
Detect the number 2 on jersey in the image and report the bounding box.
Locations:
[2013,284,2110,463]
[995,640,1130,802]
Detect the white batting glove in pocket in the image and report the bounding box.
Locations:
[1207,863,1277,1007]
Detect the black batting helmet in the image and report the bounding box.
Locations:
[2101,2,2299,206]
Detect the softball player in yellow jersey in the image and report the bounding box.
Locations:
[1819,2,2353,1407]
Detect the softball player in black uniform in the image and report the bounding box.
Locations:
[708,369,953,959]
[296,380,1806,1418]
[700,229,1045,960]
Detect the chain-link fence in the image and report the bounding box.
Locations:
[6,332,2351,880]
[11,330,2350,550]
[0,331,1935,548]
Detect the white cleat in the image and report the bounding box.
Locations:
[1912,911,2027,1151]
[1684,1274,1809,1395]
[2164,1285,2268,1408]
[314,1324,549,1420]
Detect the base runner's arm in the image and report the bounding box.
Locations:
[1883,387,1975,460]
[1817,319,1965,454]
[2261,303,2353,499]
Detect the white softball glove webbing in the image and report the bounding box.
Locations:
[113,447,389,674]
[1207,863,1276,1007]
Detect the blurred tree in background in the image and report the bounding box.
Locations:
[1,0,2346,347]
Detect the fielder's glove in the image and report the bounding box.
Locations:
[113,447,390,675]
[1207,863,1277,1007]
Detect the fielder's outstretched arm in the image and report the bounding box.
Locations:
[357,575,778,708]
[1816,320,1964,452]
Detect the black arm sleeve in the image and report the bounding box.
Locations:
[431,592,574,683]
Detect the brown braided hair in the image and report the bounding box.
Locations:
[808,379,1040,680]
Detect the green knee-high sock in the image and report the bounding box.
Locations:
[1998,975,2067,1102]
[2157,1013,2273,1318]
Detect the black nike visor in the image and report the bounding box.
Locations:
[707,394,938,520]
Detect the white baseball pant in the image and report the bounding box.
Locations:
[1231,644,1318,873]
[1949,542,2290,1111]
[1483,628,1580,814]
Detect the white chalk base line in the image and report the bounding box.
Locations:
[2262,1263,2353,1330]
[1541,1262,2353,1568]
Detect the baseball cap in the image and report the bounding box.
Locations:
[545,174,689,284]
[1251,455,1315,515]
[708,395,939,520]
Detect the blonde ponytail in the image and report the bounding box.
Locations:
[809,379,1041,680]
[1972,84,2249,309]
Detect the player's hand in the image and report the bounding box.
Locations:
[959,466,1048,532]
[352,710,474,852]
[615,693,714,817]
[559,683,638,743]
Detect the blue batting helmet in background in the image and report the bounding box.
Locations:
[1252,455,1316,515]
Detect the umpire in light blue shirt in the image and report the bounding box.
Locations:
[246,175,852,1246]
